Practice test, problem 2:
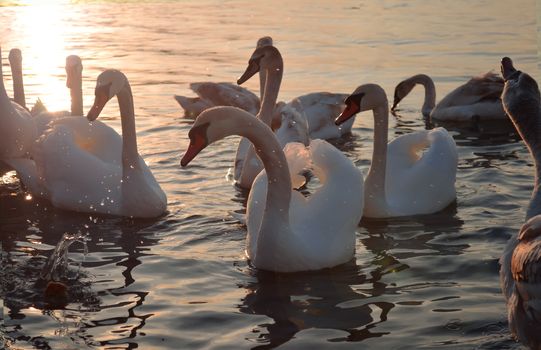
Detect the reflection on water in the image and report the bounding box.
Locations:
[0,0,538,349]
[240,265,392,349]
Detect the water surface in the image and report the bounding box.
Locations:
[0,1,539,349]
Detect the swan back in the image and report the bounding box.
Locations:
[506,215,541,350]
[191,82,260,115]
[384,127,457,216]
[438,72,504,109]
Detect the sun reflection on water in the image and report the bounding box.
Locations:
[8,0,73,111]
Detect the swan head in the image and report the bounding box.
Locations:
[391,78,417,111]
[87,69,128,121]
[8,48,22,67]
[275,103,310,147]
[237,45,282,85]
[181,106,250,167]
[65,55,83,89]
[500,57,540,135]
[336,84,387,125]
[256,36,273,48]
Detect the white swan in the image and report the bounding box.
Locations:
[274,92,352,140]
[234,44,284,189]
[499,57,541,349]
[0,47,37,159]
[336,83,457,218]
[391,72,505,121]
[7,69,167,218]
[7,48,84,130]
[174,36,273,118]
[181,106,363,272]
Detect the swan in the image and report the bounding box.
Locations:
[8,49,83,117]
[181,106,363,272]
[0,47,37,159]
[335,83,457,218]
[273,92,352,140]
[7,48,84,132]
[499,57,541,349]
[31,55,85,135]
[391,72,505,121]
[174,36,273,118]
[234,44,284,189]
[7,69,167,218]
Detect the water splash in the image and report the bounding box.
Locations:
[39,231,89,282]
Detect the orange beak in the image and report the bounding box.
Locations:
[237,60,260,85]
[87,91,109,121]
[180,132,208,167]
[335,101,360,126]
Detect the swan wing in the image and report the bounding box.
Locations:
[289,139,363,267]
[174,95,212,118]
[436,72,504,108]
[292,93,350,138]
[191,82,260,115]
[33,123,123,214]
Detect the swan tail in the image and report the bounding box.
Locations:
[30,98,47,116]
[173,95,210,118]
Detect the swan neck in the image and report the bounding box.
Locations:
[10,62,25,109]
[422,77,436,114]
[0,49,12,105]
[229,112,292,214]
[246,124,291,213]
[412,74,436,115]
[70,76,83,116]
[366,104,389,201]
[259,69,267,102]
[117,83,139,173]
[258,64,283,126]
[527,144,541,219]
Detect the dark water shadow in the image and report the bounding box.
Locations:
[0,190,163,349]
[238,261,393,349]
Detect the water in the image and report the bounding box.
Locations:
[0,1,539,348]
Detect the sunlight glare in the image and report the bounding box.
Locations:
[14,1,73,111]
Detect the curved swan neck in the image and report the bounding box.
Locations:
[411,74,436,115]
[9,55,26,109]
[258,59,283,126]
[365,104,389,201]
[217,109,292,211]
[242,118,291,211]
[117,82,139,172]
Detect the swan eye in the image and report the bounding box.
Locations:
[345,92,364,105]
[188,122,210,146]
